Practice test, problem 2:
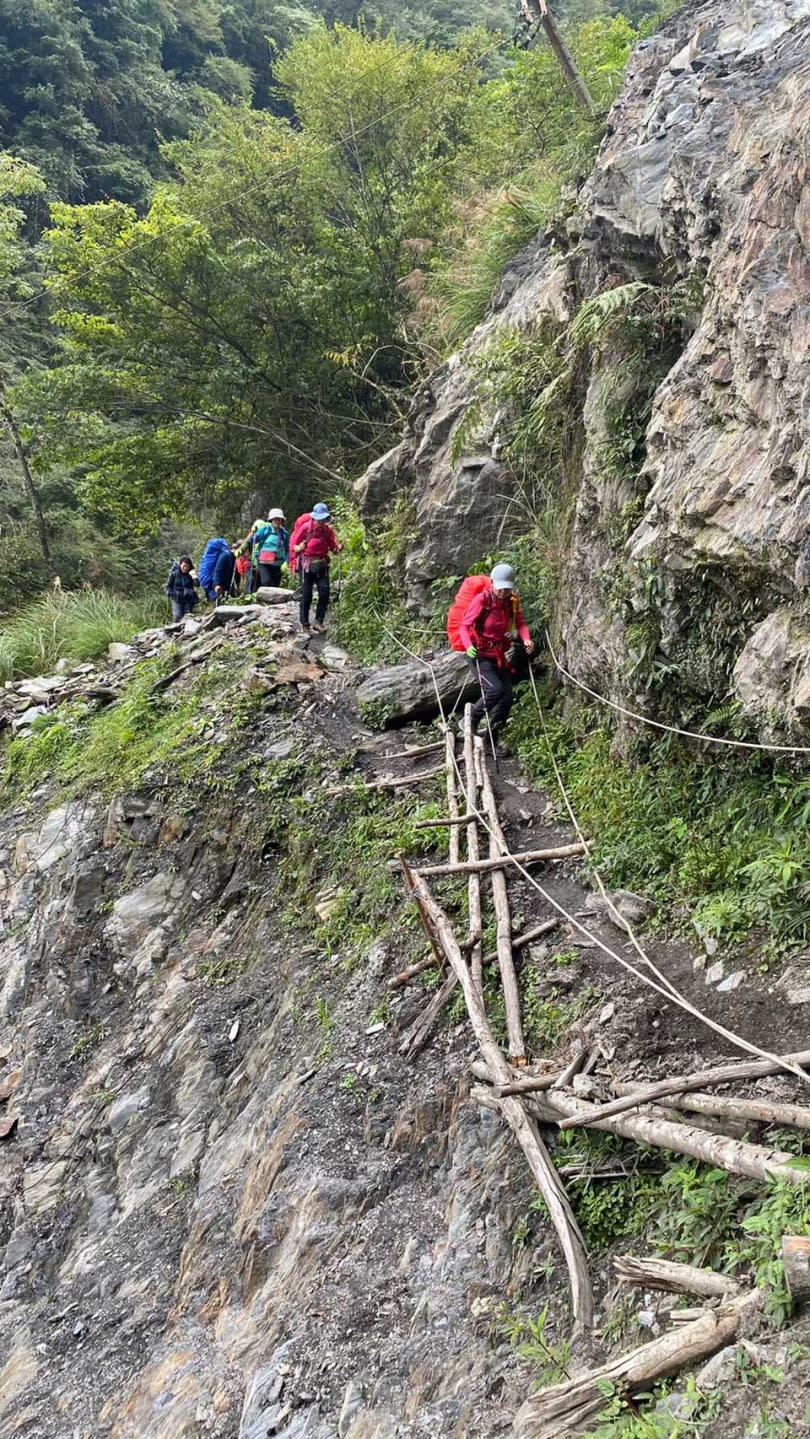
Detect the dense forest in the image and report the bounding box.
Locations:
[0,0,667,608]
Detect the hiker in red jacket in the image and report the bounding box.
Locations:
[292,502,341,633]
[459,564,534,735]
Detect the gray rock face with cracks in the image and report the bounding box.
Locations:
[355,0,810,736]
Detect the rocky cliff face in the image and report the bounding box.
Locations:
[357,0,810,735]
[0,609,553,1438]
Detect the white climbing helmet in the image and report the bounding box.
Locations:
[490,563,516,591]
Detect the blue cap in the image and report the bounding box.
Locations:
[311,502,331,521]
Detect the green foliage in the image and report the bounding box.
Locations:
[498,1302,573,1383]
[552,1130,661,1249]
[335,496,453,664]
[652,1160,810,1324]
[508,696,810,955]
[427,15,647,348]
[0,588,160,681]
[2,643,260,798]
[25,26,485,527]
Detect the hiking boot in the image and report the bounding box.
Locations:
[312,621,326,633]
[300,622,311,634]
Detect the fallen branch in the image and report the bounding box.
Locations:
[387,916,558,991]
[406,865,593,1332]
[445,729,460,868]
[325,766,443,796]
[612,1254,742,1299]
[476,743,525,1064]
[398,971,456,1057]
[362,740,445,761]
[413,812,477,829]
[513,1289,762,1439]
[463,704,483,995]
[628,1087,810,1134]
[783,1236,810,1308]
[528,1089,810,1187]
[558,1048,810,1131]
[397,842,585,878]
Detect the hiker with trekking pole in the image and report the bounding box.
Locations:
[448,563,535,741]
[289,502,342,633]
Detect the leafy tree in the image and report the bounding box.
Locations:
[23,26,483,528]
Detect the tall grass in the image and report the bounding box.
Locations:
[0,590,162,682]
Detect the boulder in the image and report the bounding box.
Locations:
[254,587,298,605]
[356,649,476,728]
[107,642,135,663]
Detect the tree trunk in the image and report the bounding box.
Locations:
[463,704,483,995]
[526,1088,810,1187]
[513,1289,762,1439]
[0,372,51,570]
[476,741,526,1063]
[558,1048,810,1131]
[612,1254,742,1299]
[405,865,594,1332]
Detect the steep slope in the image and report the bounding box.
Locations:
[1,600,810,1437]
[356,0,810,737]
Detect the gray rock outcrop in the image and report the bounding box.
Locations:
[356,0,810,734]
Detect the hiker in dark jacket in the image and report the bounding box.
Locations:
[166,556,199,621]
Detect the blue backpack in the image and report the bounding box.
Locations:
[199,538,232,596]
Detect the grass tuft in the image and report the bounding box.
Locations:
[0,589,161,682]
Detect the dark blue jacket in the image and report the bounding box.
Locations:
[166,563,199,605]
[199,538,235,600]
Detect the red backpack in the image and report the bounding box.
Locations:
[447,575,492,651]
[288,514,312,574]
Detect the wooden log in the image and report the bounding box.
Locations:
[388,917,559,990]
[552,1045,590,1092]
[401,842,585,878]
[398,971,456,1057]
[445,729,460,868]
[413,812,477,829]
[612,1255,742,1299]
[476,745,526,1064]
[513,1289,761,1439]
[782,1236,810,1309]
[406,866,593,1333]
[325,766,443,796]
[361,740,445,760]
[528,1089,810,1187]
[640,1089,810,1134]
[463,704,483,996]
[558,1048,810,1132]
[494,1071,565,1097]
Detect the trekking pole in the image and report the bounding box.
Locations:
[334,550,341,641]
[475,657,499,772]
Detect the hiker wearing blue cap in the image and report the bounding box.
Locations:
[290,503,341,633]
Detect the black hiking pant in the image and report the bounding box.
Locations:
[300,565,330,626]
[258,562,282,588]
[469,657,514,731]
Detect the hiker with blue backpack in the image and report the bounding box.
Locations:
[199,537,236,603]
[448,564,534,737]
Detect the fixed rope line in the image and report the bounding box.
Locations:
[545,628,810,757]
[379,615,810,1088]
[0,36,508,326]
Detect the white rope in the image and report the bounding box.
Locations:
[373,608,810,1088]
[545,629,810,757]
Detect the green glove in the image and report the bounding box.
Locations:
[466,645,477,659]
